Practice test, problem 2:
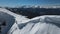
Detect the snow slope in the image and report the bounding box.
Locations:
[0,8,30,34]
[0,8,30,24]
[1,8,60,34]
[8,15,60,34]
[0,8,15,34]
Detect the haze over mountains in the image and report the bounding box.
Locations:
[3,6,60,19]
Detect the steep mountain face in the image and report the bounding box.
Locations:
[8,15,60,34]
[0,8,30,34]
[0,8,15,34]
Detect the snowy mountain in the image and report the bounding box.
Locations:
[0,8,30,34]
[0,8,60,34]
[8,15,60,34]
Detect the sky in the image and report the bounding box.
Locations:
[0,0,60,7]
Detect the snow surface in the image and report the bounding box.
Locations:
[0,8,30,24]
[0,8,30,34]
[0,8,60,34]
[8,15,60,34]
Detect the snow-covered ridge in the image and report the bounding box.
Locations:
[20,15,60,34]
[0,8,30,23]
[1,8,60,34]
[0,8,30,34]
[15,5,60,8]
[8,15,60,34]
